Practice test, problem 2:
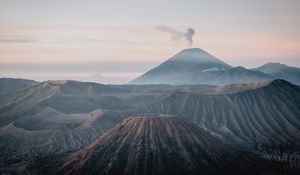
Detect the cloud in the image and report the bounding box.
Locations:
[155,26,196,47]
[0,32,37,43]
[0,61,159,73]
[0,38,36,43]
[155,26,183,41]
[90,73,103,79]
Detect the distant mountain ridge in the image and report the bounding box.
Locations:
[191,66,273,85]
[209,79,273,94]
[253,62,300,85]
[0,78,37,97]
[130,48,274,85]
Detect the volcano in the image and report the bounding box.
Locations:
[130,48,272,85]
[40,116,249,175]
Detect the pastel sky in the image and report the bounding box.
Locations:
[1,0,300,84]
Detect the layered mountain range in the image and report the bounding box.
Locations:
[1,48,300,174]
[130,48,300,85]
[139,80,300,146]
[1,79,299,174]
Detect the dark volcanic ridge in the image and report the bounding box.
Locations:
[33,116,255,175]
[133,79,300,146]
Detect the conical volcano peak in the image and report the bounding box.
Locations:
[181,47,207,53]
[129,48,235,85]
[169,48,229,65]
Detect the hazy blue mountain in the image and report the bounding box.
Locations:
[192,66,273,85]
[130,48,232,85]
[252,62,300,85]
[130,48,273,85]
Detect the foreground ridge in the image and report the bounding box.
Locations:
[33,116,254,175]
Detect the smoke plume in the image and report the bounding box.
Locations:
[155,26,196,47]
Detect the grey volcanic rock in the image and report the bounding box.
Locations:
[0,78,37,97]
[130,48,273,85]
[0,80,179,171]
[0,108,122,169]
[139,80,300,146]
[253,62,300,85]
[0,80,132,172]
[1,78,299,174]
[0,80,131,124]
[40,117,245,175]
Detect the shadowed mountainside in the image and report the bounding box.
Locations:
[0,80,215,172]
[0,78,37,97]
[1,78,299,174]
[32,117,258,175]
[138,80,300,146]
[0,108,122,171]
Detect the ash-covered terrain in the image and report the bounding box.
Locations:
[30,116,260,175]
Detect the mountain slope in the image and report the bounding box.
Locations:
[135,80,300,146]
[38,116,250,175]
[0,80,176,172]
[0,80,130,123]
[0,78,37,97]
[253,62,300,85]
[130,48,232,85]
[130,48,273,85]
[192,66,273,85]
[1,78,299,174]
[0,107,123,173]
[0,107,122,151]
[209,80,273,94]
